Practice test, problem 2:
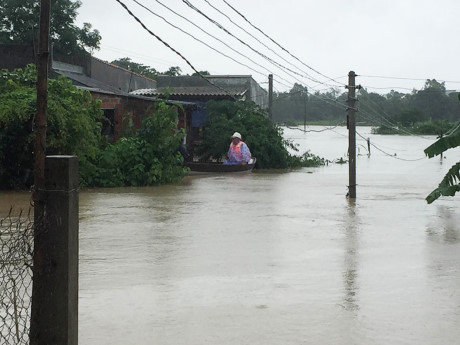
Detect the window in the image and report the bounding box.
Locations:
[101,109,115,140]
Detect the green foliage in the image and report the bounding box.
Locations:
[111,57,158,80]
[272,79,460,127]
[424,132,460,158]
[0,0,101,55]
[0,66,187,189]
[0,65,103,189]
[198,100,325,169]
[425,162,460,204]
[84,102,187,187]
[287,151,326,168]
[424,123,460,203]
[191,71,211,76]
[163,66,182,77]
[412,120,455,135]
[372,120,455,135]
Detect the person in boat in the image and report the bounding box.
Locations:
[224,132,252,165]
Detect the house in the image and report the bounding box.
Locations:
[131,75,269,154]
[0,44,195,142]
[51,58,195,141]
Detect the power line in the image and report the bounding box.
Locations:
[220,0,342,87]
[201,0,321,83]
[181,0,328,86]
[283,124,344,133]
[115,0,234,99]
[132,0,268,78]
[144,0,310,91]
[355,130,426,161]
[360,74,460,85]
[356,88,434,139]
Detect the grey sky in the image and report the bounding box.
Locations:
[76,0,460,93]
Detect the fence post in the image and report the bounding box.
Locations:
[30,155,79,345]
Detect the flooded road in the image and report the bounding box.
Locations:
[2,126,460,344]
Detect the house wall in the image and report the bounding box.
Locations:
[248,78,269,109]
[90,58,157,93]
[206,76,268,109]
[90,92,183,141]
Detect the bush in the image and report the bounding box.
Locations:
[197,100,325,169]
[0,65,103,189]
[83,102,187,187]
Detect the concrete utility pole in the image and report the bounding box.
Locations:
[303,91,307,132]
[346,71,360,199]
[268,74,273,121]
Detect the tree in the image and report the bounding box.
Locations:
[163,66,182,76]
[0,65,103,189]
[410,79,450,120]
[0,0,101,55]
[191,71,210,76]
[111,57,158,80]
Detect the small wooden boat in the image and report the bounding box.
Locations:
[185,158,256,174]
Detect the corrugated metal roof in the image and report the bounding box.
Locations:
[130,88,158,95]
[130,86,247,97]
[54,69,123,94]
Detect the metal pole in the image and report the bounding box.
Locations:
[268,74,273,121]
[347,71,357,199]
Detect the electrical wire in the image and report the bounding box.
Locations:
[145,0,315,91]
[283,124,344,133]
[132,0,268,78]
[220,0,343,87]
[201,0,321,83]
[356,88,434,139]
[360,74,460,85]
[355,130,426,161]
[181,0,331,86]
[115,0,235,98]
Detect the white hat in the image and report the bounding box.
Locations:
[231,132,242,139]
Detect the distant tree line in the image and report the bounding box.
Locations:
[110,57,211,80]
[272,80,460,132]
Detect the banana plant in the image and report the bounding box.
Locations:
[424,131,460,203]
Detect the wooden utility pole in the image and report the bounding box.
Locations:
[268,74,273,121]
[30,0,51,344]
[346,71,359,199]
[33,0,50,212]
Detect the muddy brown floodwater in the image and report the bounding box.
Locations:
[1,126,460,345]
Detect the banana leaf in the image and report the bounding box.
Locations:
[424,132,460,158]
[426,161,460,204]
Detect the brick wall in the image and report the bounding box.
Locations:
[90,91,186,141]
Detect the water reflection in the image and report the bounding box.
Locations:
[426,205,460,244]
[342,199,360,312]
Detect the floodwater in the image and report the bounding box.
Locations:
[2,126,460,345]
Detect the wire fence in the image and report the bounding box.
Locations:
[0,208,34,345]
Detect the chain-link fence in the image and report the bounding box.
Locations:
[0,208,33,345]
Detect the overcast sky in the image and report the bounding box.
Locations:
[76,0,460,94]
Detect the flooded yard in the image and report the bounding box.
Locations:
[2,126,460,344]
